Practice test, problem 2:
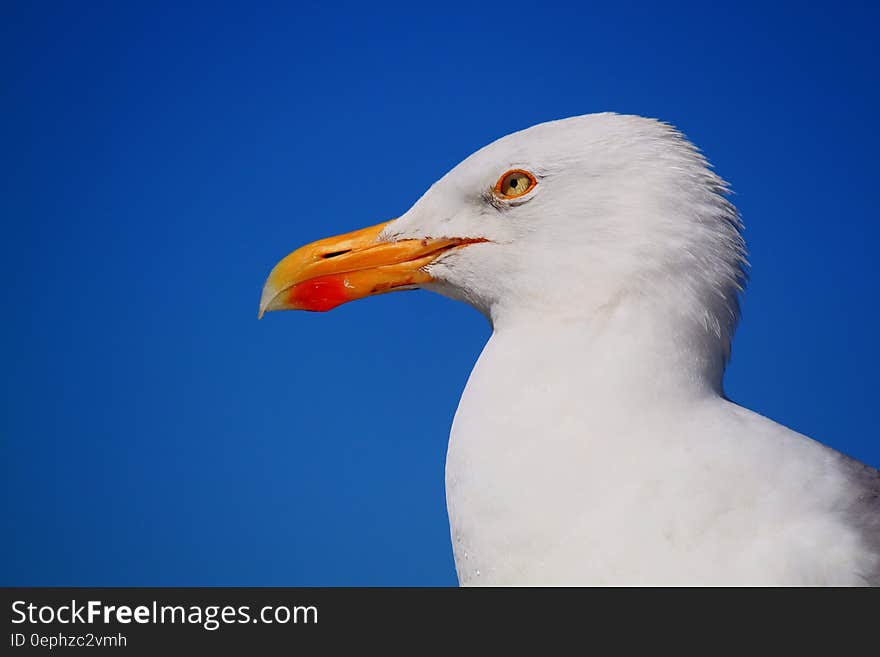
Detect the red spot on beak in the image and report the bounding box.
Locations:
[288,275,350,312]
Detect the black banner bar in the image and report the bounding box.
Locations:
[2,586,866,652]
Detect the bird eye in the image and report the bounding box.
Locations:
[494,169,536,199]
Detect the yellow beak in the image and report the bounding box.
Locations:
[259,220,483,316]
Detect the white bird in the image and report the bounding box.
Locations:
[260,113,879,585]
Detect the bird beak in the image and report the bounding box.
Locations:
[259,220,482,316]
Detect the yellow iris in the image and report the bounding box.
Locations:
[496,170,536,198]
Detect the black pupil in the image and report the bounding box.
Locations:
[510,178,518,188]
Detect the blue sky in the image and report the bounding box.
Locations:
[2,1,878,585]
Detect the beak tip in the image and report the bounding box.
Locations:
[258,283,275,320]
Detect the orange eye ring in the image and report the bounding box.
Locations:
[493,169,537,199]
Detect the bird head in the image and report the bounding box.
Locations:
[260,113,745,352]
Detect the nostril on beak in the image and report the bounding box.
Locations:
[322,249,351,259]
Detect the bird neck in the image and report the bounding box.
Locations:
[488,296,727,406]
